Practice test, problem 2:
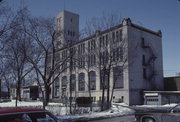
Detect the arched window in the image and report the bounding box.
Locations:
[78,73,85,91]
[70,74,76,91]
[89,71,96,90]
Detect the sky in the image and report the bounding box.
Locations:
[5,0,180,77]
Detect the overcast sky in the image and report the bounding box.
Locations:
[5,0,180,77]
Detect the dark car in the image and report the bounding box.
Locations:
[0,107,59,122]
[134,104,180,122]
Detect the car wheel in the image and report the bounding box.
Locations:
[142,117,156,122]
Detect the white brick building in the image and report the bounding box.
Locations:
[50,11,164,105]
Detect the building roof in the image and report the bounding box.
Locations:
[55,18,162,52]
[165,76,180,79]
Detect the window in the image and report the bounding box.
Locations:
[105,34,108,46]
[112,32,115,42]
[89,71,96,90]
[116,31,119,42]
[78,43,85,54]
[62,76,67,87]
[113,66,123,88]
[100,51,108,65]
[78,73,85,91]
[112,47,123,61]
[70,74,76,91]
[88,54,96,67]
[54,78,59,97]
[119,30,122,41]
[62,50,68,72]
[88,39,96,51]
[120,47,123,61]
[78,56,85,68]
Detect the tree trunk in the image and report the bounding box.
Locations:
[106,70,110,109]
[101,70,105,111]
[44,85,50,106]
[18,80,22,101]
[88,73,92,111]
[15,84,18,107]
[110,77,116,103]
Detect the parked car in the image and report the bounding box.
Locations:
[0,107,59,122]
[134,104,180,122]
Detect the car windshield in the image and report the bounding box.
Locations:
[0,111,57,122]
[170,104,180,112]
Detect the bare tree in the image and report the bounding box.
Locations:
[83,13,134,111]
[20,14,70,108]
[0,3,34,106]
[3,16,34,106]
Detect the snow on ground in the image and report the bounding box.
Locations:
[136,103,178,108]
[58,103,135,121]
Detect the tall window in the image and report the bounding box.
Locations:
[112,32,115,42]
[62,50,68,72]
[100,51,108,65]
[78,56,85,68]
[89,71,96,90]
[100,70,108,89]
[54,78,59,97]
[88,54,96,67]
[62,76,67,88]
[78,73,85,91]
[119,30,122,41]
[61,76,67,97]
[88,39,96,51]
[70,74,76,91]
[113,47,123,61]
[116,31,119,42]
[113,66,123,88]
[105,34,108,46]
[78,43,85,54]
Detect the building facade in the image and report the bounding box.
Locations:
[50,11,164,105]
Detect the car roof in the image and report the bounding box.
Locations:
[0,107,47,115]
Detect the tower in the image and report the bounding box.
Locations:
[55,10,79,48]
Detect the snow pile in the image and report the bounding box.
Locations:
[58,103,135,121]
[110,103,135,115]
